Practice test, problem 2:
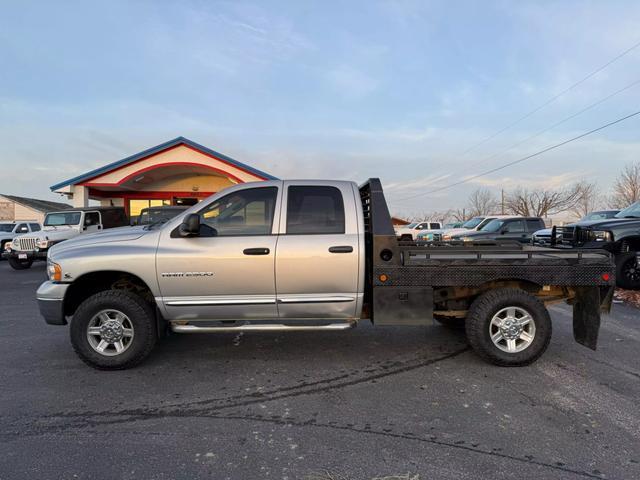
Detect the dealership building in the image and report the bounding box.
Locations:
[51,137,277,217]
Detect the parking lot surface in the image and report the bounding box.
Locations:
[0,262,639,480]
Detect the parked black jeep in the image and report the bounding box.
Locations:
[552,201,640,290]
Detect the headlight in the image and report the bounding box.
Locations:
[47,260,62,282]
[37,239,49,249]
[589,230,613,242]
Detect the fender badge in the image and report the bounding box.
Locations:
[161,272,214,278]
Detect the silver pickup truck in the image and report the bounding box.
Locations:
[37,179,615,370]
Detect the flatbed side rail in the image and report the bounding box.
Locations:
[402,246,612,264]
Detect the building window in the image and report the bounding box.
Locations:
[129,199,170,217]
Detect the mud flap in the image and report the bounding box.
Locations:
[572,287,601,350]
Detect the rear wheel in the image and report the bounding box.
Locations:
[70,290,157,370]
[465,288,551,366]
[8,256,33,270]
[615,252,640,290]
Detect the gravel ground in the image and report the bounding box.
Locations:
[0,261,639,480]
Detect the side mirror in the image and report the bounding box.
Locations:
[179,213,201,237]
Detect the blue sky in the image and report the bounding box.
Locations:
[1,0,639,215]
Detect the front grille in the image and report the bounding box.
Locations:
[14,237,37,251]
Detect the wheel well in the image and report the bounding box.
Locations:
[433,279,554,314]
[64,271,155,317]
[618,236,640,254]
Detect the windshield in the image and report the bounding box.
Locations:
[479,219,506,233]
[0,224,13,232]
[462,217,484,229]
[44,212,81,226]
[405,222,418,229]
[581,211,616,221]
[476,217,497,230]
[138,208,185,226]
[614,202,640,219]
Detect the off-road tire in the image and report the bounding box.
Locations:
[615,252,640,290]
[70,290,157,370]
[434,315,466,330]
[465,288,552,367]
[8,256,33,270]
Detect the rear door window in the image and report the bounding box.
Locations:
[286,186,345,234]
[526,220,543,232]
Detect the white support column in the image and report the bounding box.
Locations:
[72,185,89,207]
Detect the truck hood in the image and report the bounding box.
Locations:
[441,227,470,237]
[49,226,148,253]
[571,217,640,229]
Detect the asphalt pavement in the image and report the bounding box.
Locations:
[0,261,639,480]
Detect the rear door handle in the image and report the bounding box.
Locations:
[328,246,353,253]
[243,248,270,255]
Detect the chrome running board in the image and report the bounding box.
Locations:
[171,322,356,333]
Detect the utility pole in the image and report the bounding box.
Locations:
[501,189,505,215]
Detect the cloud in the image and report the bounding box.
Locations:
[325,65,379,99]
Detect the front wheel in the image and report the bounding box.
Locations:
[8,256,33,270]
[465,288,552,366]
[615,252,640,290]
[70,290,157,370]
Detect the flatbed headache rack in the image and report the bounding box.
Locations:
[359,179,614,340]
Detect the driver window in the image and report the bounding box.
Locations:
[84,212,100,227]
[504,220,525,233]
[199,187,278,236]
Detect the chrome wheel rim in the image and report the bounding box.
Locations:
[489,306,535,353]
[87,309,134,357]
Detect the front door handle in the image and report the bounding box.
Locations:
[243,248,270,255]
[328,246,353,253]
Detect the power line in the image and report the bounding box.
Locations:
[457,39,640,157]
[423,77,640,185]
[393,109,640,202]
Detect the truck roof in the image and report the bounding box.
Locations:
[48,206,126,213]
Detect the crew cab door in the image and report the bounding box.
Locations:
[275,182,360,319]
[156,183,282,321]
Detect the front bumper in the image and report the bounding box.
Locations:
[36,281,70,325]
[2,250,48,261]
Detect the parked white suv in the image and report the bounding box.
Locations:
[394,221,443,241]
[0,221,42,258]
[3,207,128,270]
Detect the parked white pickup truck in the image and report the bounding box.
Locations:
[36,179,614,370]
[394,221,443,241]
[3,207,127,270]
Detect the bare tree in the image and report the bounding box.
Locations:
[505,183,586,217]
[571,181,602,219]
[466,188,498,217]
[610,162,640,208]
